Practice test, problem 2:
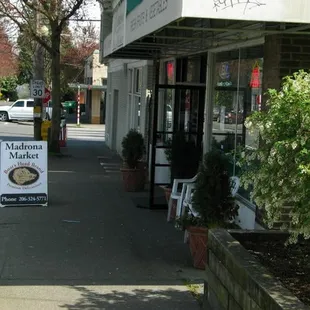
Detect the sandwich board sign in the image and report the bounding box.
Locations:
[0,141,48,207]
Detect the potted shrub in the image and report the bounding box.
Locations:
[164,132,200,218]
[121,129,145,192]
[176,148,239,269]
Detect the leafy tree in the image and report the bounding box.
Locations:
[240,70,310,242]
[16,28,35,85]
[16,22,98,101]
[0,22,18,77]
[60,23,99,95]
[0,0,88,152]
[0,76,18,100]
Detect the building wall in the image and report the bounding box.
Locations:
[92,51,108,85]
[105,59,153,155]
[263,34,310,108]
[84,50,108,124]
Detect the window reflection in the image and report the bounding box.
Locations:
[212,46,264,200]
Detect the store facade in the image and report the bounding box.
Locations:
[104,58,153,153]
[100,0,310,227]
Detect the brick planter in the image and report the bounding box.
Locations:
[204,229,309,310]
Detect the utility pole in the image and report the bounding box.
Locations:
[33,5,44,140]
[77,84,81,126]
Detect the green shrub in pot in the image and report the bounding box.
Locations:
[121,129,145,169]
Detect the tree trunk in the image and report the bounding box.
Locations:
[49,32,61,153]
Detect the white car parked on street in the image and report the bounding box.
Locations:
[0,99,34,121]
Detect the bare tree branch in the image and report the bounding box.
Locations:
[0,0,89,152]
[59,0,84,31]
[22,0,53,23]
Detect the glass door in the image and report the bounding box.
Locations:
[147,84,205,209]
[174,87,205,148]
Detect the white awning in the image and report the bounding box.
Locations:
[102,0,310,59]
[182,0,310,24]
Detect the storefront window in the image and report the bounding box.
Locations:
[212,45,263,201]
[176,55,207,83]
[135,68,142,93]
[127,68,142,131]
[163,61,174,85]
[157,61,175,142]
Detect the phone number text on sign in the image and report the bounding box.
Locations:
[1,194,47,205]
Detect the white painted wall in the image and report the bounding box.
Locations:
[85,50,108,83]
[105,59,152,154]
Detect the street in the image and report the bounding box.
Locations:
[0,121,203,309]
[0,120,105,141]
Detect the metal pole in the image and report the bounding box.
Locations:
[77,85,80,126]
[33,6,44,140]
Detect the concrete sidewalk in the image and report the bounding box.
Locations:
[0,138,203,309]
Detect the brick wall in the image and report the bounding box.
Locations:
[204,230,308,310]
[258,34,310,227]
[262,34,310,108]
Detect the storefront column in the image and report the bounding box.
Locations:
[203,52,216,154]
[91,90,101,124]
[262,35,281,110]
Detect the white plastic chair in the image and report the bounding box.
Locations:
[230,176,240,197]
[166,174,197,222]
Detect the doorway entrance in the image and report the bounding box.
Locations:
[145,83,205,209]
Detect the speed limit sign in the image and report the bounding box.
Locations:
[31,80,45,98]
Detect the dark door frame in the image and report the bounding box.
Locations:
[147,83,205,209]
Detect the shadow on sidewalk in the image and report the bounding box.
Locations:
[58,285,200,309]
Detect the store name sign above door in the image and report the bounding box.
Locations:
[129,0,168,33]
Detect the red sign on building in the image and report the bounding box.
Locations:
[250,66,261,88]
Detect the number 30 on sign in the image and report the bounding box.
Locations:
[31,80,45,98]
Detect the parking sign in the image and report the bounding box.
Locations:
[31,80,45,98]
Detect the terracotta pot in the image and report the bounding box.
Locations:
[163,186,172,204]
[120,167,145,192]
[187,226,208,270]
[137,161,147,183]
[163,186,177,220]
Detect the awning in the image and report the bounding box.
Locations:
[103,17,310,60]
[102,0,310,60]
[68,83,107,91]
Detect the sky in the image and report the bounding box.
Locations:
[69,1,101,39]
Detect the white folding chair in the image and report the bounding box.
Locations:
[166,174,197,222]
[230,176,240,197]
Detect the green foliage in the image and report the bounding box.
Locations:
[164,132,200,185]
[239,70,310,242]
[190,149,238,227]
[0,76,18,100]
[16,26,35,85]
[0,76,18,92]
[214,90,234,110]
[121,129,145,169]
